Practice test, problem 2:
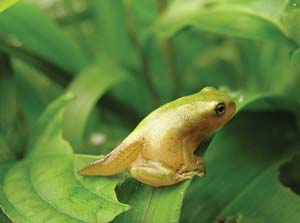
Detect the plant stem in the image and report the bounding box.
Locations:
[123,0,159,107]
[157,0,178,99]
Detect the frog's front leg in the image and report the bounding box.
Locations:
[180,135,206,176]
[129,159,198,187]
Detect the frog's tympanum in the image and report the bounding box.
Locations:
[79,87,236,186]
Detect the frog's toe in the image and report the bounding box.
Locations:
[196,170,206,177]
[195,163,206,177]
[196,157,205,169]
[176,170,201,181]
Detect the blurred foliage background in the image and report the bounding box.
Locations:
[0,0,300,223]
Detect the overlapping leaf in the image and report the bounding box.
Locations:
[152,0,294,47]
[63,57,128,152]
[0,2,88,74]
[0,94,129,223]
[0,0,17,13]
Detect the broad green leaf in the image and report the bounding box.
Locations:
[0,162,20,222]
[282,0,300,44]
[0,0,17,12]
[153,1,294,46]
[114,180,191,223]
[0,2,88,74]
[0,94,129,223]
[181,97,300,223]
[63,57,128,151]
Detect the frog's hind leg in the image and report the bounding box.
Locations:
[129,159,199,187]
[129,159,177,186]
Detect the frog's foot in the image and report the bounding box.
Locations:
[195,158,206,177]
[179,155,206,175]
[175,169,205,182]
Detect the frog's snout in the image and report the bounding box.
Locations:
[229,101,235,109]
[228,100,236,114]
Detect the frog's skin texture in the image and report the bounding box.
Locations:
[79,87,236,187]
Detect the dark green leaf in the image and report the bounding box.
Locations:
[87,0,137,67]
[14,59,63,130]
[182,97,300,223]
[0,53,26,161]
[282,0,300,44]
[0,2,88,74]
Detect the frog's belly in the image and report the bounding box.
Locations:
[141,137,183,170]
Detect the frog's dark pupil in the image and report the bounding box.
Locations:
[215,103,225,115]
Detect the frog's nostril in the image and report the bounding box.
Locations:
[229,101,235,108]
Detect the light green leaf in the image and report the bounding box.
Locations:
[0,0,17,13]
[0,94,129,223]
[114,180,191,223]
[182,97,300,223]
[63,57,128,151]
[0,2,88,74]
[0,162,20,222]
[153,1,294,46]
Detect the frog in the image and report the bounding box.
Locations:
[78,87,236,187]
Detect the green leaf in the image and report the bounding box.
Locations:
[0,94,129,223]
[0,53,26,161]
[279,153,300,195]
[282,0,300,44]
[114,180,191,223]
[181,97,300,223]
[0,209,12,223]
[291,48,300,63]
[0,2,88,74]
[0,162,20,222]
[88,0,138,68]
[153,1,294,46]
[0,0,17,13]
[14,59,63,130]
[63,57,128,152]
[0,54,16,138]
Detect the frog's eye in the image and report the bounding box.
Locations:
[215,102,225,116]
